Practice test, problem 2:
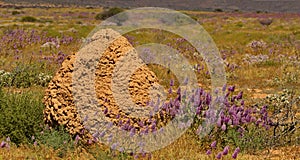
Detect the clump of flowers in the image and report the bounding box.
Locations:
[0,137,11,149]
[0,69,52,87]
[192,85,273,158]
[37,73,53,86]
[243,54,269,64]
[246,40,267,50]
[0,70,12,86]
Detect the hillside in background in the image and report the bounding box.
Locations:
[0,0,300,13]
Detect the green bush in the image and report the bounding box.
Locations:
[0,87,44,145]
[20,16,38,22]
[0,63,52,88]
[95,7,124,20]
[12,11,21,15]
[36,125,75,158]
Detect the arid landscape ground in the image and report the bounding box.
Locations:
[0,1,299,160]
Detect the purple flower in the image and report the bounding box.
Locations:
[74,135,80,144]
[103,107,108,114]
[234,147,240,153]
[240,100,244,106]
[237,91,243,100]
[223,146,229,155]
[222,84,227,92]
[206,149,212,155]
[6,137,10,142]
[217,117,222,127]
[232,151,238,159]
[0,141,6,148]
[99,131,106,138]
[130,127,136,137]
[232,147,240,159]
[168,87,172,94]
[196,126,202,135]
[228,85,235,92]
[221,123,227,131]
[170,79,174,86]
[183,77,189,85]
[216,152,222,159]
[211,141,217,149]
[88,139,93,145]
[34,141,37,146]
[111,143,118,150]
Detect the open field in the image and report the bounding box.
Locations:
[0,6,299,160]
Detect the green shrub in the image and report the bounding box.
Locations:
[214,8,223,12]
[0,87,44,145]
[36,125,75,158]
[20,16,38,22]
[12,11,21,15]
[95,7,124,20]
[0,63,52,88]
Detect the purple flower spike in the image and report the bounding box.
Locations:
[168,87,172,94]
[6,137,10,142]
[223,146,229,155]
[183,77,189,85]
[211,141,217,149]
[232,147,240,159]
[170,79,174,86]
[206,149,212,155]
[0,141,6,148]
[75,135,80,141]
[216,152,222,159]
[221,123,227,131]
[217,117,222,127]
[240,100,245,106]
[228,85,235,92]
[222,84,227,92]
[237,91,243,100]
[232,151,238,159]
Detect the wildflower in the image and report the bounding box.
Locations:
[240,100,244,106]
[221,123,227,131]
[232,151,238,159]
[111,143,118,150]
[206,149,212,155]
[237,91,243,100]
[168,87,172,94]
[196,126,202,135]
[88,139,93,145]
[217,117,222,127]
[170,79,174,86]
[130,127,136,137]
[216,152,222,159]
[223,146,229,155]
[103,107,108,114]
[228,85,235,92]
[0,141,6,148]
[74,135,80,144]
[183,77,189,85]
[83,115,88,122]
[232,147,240,159]
[222,84,227,92]
[34,141,37,146]
[211,141,217,149]
[6,137,10,142]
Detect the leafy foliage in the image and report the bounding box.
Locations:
[20,16,38,22]
[0,87,44,145]
[95,7,124,20]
